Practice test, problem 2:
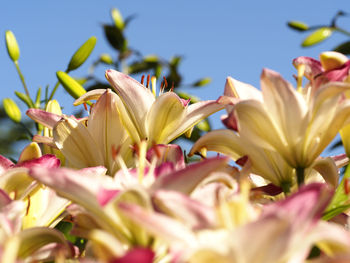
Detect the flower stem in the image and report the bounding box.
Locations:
[14,61,30,97]
[281,181,291,195]
[296,167,305,187]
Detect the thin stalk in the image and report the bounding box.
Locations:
[48,69,69,101]
[281,181,291,195]
[14,61,30,97]
[333,27,350,37]
[296,167,305,187]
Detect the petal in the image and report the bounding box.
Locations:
[153,190,216,230]
[53,117,104,169]
[261,69,308,149]
[16,154,60,169]
[224,76,262,101]
[18,142,41,162]
[293,56,323,80]
[151,156,229,194]
[312,158,339,188]
[105,69,155,137]
[146,144,185,170]
[112,248,155,263]
[0,155,14,173]
[165,100,225,144]
[146,92,186,144]
[87,90,130,174]
[26,109,61,129]
[73,89,106,105]
[118,202,197,245]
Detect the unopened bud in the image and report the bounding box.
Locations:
[5,30,20,62]
[67,36,97,71]
[111,8,124,30]
[56,71,86,99]
[3,98,21,123]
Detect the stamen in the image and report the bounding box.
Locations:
[151,76,157,97]
[138,141,148,184]
[345,178,350,195]
[26,195,31,216]
[146,75,150,89]
[297,64,305,93]
[163,76,168,89]
[171,81,175,92]
[141,75,145,85]
[83,102,88,112]
[112,145,130,176]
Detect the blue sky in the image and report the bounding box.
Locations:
[1,0,350,155]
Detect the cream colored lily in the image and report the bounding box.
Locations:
[27,89,133,175]
[101,69,225,145]
[224,69,350,179]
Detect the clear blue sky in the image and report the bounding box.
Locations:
[1,0,350,155]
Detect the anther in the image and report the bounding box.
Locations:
[146,75,150,88]
[141,75,145,85]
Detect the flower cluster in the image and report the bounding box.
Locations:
[3,53,350,262]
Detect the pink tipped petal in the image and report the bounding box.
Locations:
[324,60,350,82]
[146,144,185,169]
[263,183,332,226]
[16,154,60,169]
[331,153,349,169]
[111,248,155,263]
[32,135,57,149]
[153,190,216,230]
[221,111,238,131]
[0,189,12,207]
[118,202,196,245]
[97,188,120,207]
[151,156,229,194]
[26,109,62,129]
[224,76,263,101]
[293,56,324,79]
[0,155,14,173]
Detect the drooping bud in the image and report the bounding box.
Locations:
[3,98,21,123]
[320,51,348,71]
[5,30,20,62]
[67,36,97,71]
[56,71,86,99]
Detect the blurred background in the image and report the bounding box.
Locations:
[1,0,350,158]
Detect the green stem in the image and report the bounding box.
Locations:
[333,27,350,37]
[281,181,291,195]
[296,167,305,187]
[48,69,69,101]
[14,61,30,97]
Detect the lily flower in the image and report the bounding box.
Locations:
[0,142,69,229]
[220,68,350,186]
[100,69,225,145]
[27,90,132,175]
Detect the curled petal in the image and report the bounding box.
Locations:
[26,109,61,129]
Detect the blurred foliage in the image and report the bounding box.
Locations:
[1,7,212,157]
[288,10,350,52]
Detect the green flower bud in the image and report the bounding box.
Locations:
[3,98,21,123]
[67,36,97,71]
[100,53,113,64]
[56,71,86,99]
[111,8,124,30]
[5,30,20,62]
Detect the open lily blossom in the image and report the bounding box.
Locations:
[223,68,350,181]
[103,69,225,145]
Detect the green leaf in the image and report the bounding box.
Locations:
[15,91,34,108]
[34,87,41,108]
[192,77,212,87]
[177,91,200,103]
[3,98,21,123]
[334,41,350,55]
[67,36,97,71]
[56,71,86,99]
[287,21,309,31]
[5,30,20,62]
[100,53,114,65]
[103,24,127,52]
[111,8,124,30]
[302,27,333,47]
[323,165,350,220]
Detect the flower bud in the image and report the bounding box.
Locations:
[3,98,21,123]
[19,142,42,162]
[67,36,97,71]
[100,53,113,65]
[56,71,86,99]
[5,30,20,62]
[111,8,124,30]
[320,51,348,71]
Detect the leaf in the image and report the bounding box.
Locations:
[323,165,350,220]
[67,36,97,71]
[34,87,41,108]
[302,27,333,47]
[192,77,211,87]
[5,30,20,62]
[14,91,34,108]
[56,71,86,99]
[287,21,309,31]
[103,24,127,52]
[334,41,350,55]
